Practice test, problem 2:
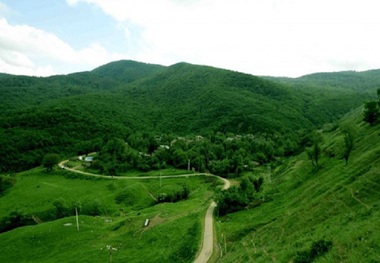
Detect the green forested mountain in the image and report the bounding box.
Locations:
[0,60,378,172]
[266,69,380,94]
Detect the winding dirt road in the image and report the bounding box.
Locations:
[58,159,230,263]
[194,177,230,263]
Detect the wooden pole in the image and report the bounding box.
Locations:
[160,172,162,187]
[75,207,79,231]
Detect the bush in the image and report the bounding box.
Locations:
[0,210,35,233]
[294,239,332,263]
[81,199,104,216]
[215,187,249,216]
[0,176,16,196]
[156,184,190,203]
[53,198,71,218]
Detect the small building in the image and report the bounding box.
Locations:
[84,156,93,162]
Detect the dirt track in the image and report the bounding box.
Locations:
[58,159,230,263]
[194,177,230,263]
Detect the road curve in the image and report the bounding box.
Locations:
[59,160,208,180]
[58,159,230,263]
[194,176,230,263]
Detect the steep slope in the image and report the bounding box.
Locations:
[119,62,309,134]
[216,107,380,262]
[120,62,368,134]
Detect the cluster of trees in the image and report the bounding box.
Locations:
[306,125,357,169]
[89,131,306,177]
[156,184,190,203]
[215,175,264,216]
[363,88,380,125]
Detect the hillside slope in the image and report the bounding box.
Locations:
[216,107,380,262]
[121,62,312,133]
[0,60,376,172]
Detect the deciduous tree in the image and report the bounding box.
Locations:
[363,101,378,125]
[306,131,323,169]
[341,125,356,165]
[42,153,60,172]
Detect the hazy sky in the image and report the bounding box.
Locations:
[1,0,379,77]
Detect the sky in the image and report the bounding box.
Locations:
[0,0,380,77]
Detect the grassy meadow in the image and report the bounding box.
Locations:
[0,167,220,262]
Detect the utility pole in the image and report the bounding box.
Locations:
[188,159,190,171]
[106,245,117,263]
[224,233,227,253]
[160,171,162,188]
[75,207,79,231]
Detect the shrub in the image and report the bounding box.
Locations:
[215,187,249,216]
[0,210,35,233]
[53,198,71,218]
[156,184,190,203]
[0,176,16,196]
[294,239,332,263]
[81,199,104,216]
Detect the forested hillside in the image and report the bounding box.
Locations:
[0,60,378,172]
[266,69,380,94]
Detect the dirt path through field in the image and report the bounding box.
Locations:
[194,176,230,263]
[58,158,230,263]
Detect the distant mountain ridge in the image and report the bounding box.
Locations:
[265,68,380,94]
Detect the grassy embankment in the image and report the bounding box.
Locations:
[216,107,380,262]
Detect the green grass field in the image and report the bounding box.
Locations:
[216,108,380,262]
[0,168,219,262]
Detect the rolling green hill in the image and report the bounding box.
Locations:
[215,107,380,262]
[0,60,377,172]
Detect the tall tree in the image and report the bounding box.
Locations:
[42,153,60,172]
[306,131,323,169]
[341,125,356,165]
[363,101,378,125]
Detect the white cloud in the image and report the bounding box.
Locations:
[1,0,380,76]
[0,17,125,76]
[66,0,380,77]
